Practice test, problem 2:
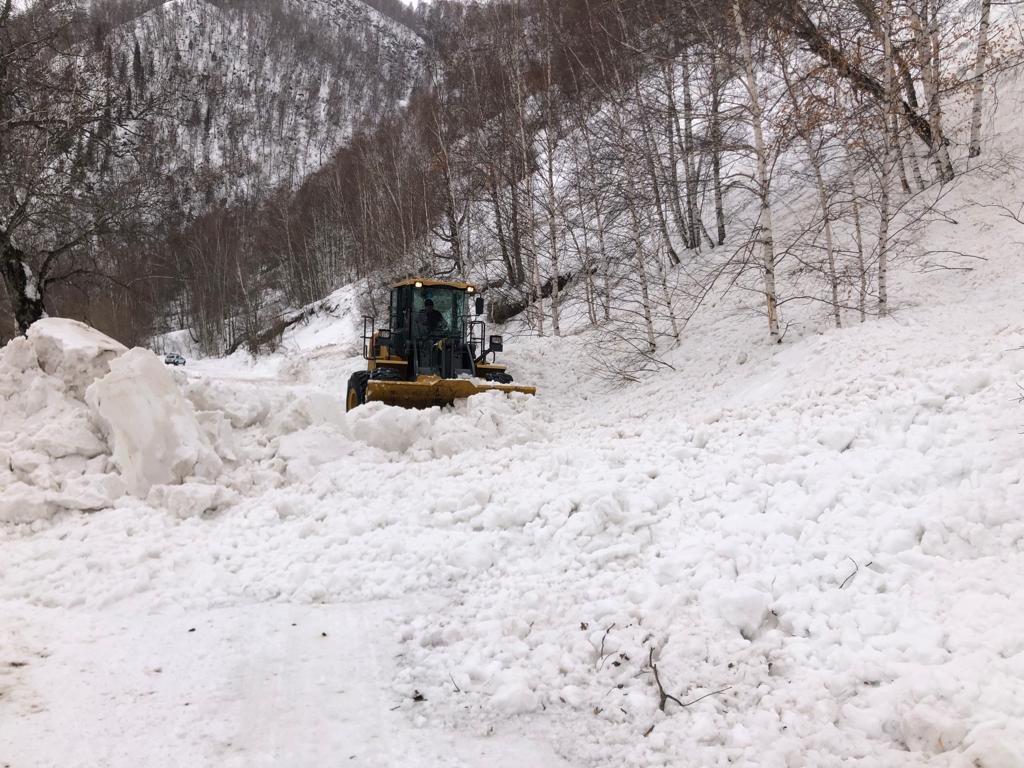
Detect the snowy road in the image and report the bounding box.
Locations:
[3,601,570,767]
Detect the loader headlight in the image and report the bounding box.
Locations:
[414,281,423,288]
[489,335,504,352]
[466,286,474,293]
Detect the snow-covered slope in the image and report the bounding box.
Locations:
[3,157,1024,766]
[108,0,422,202]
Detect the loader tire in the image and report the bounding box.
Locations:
[485,372,514,384]
[346,371,371,412]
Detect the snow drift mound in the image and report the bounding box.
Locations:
[86,348,223,495]
[0,321,124,523]
[0,319,228,523]
[344,391,547,458]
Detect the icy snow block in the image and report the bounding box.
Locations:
[27,317,127,397]
[490,674,541,716]
[50,473,127,511]
[86,348,222,496]
[0,481,54,523]
[147,483,236,519]
[716,585,772,637]
[0,335,38,377]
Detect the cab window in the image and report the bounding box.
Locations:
[413,288,464,335]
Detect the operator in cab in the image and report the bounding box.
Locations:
[418,298,446,333]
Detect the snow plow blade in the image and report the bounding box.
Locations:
[365,376,536,409]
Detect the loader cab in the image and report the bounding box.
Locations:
[387,281,477,379]
[387,282,476,362]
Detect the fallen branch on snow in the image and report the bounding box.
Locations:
[645,647,731,713]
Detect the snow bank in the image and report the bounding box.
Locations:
[0,320,247,522]
[0,326,119,523]
[6,171,1024,766]
[86,348,223,495]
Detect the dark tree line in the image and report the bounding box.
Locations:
[0,0,423,343]
[0,0,177,340]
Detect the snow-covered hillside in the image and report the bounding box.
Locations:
[112,0,422,200]
[2,159,1024,766]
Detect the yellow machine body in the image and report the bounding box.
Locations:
[365,375,536,409]
[346,277,536,411]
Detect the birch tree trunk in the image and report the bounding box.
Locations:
[507,173,527,286]
[488,174,518,286]
[733,0,781,342]
[0,241,46,334]
[543,4,560,335]
[878,152,890,318]
[570,140,599,326]
[968,0,992,158]
[893,113,913,194]
[579,119,612,320]
[710,54,727,246]
[634,78,682,266]
[902,115,927,190]
[543,125,561,337]
[626,192,657,353]
[681,45,702,253]
[851,191,868,322]
[657,248,681,340]
[514,77,545,335]
[909,0,954,182]
[662,61,693,250]
[879,0,896,317]
[779,54,840,327]
[819,161,841,328]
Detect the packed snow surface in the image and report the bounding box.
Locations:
[3,187,1024,765]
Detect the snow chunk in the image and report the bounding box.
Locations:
[147,482,237,518]
[950,369,991,397]
[86,348,222,495]
[0,481,53,523]
[196,411,238,462]
[27,318,126,397]
[31,416,106,459]
[961,722,1024,768]
[491,673,541,716]
[900,704,966,754]
[276,425,351,481]
[51,473,126,511]
[0,335,38,374]
[346,392,544,458]
[713,584,772,637]
[817,425,856,452]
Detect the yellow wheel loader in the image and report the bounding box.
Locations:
[345,278,537,411]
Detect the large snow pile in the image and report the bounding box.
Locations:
[0,320,125,522]
[87,348,223,495]
[0,319,244,523]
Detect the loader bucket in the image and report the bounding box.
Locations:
[365,375,536,409]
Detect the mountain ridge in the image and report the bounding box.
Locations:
[104,0,424,209]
